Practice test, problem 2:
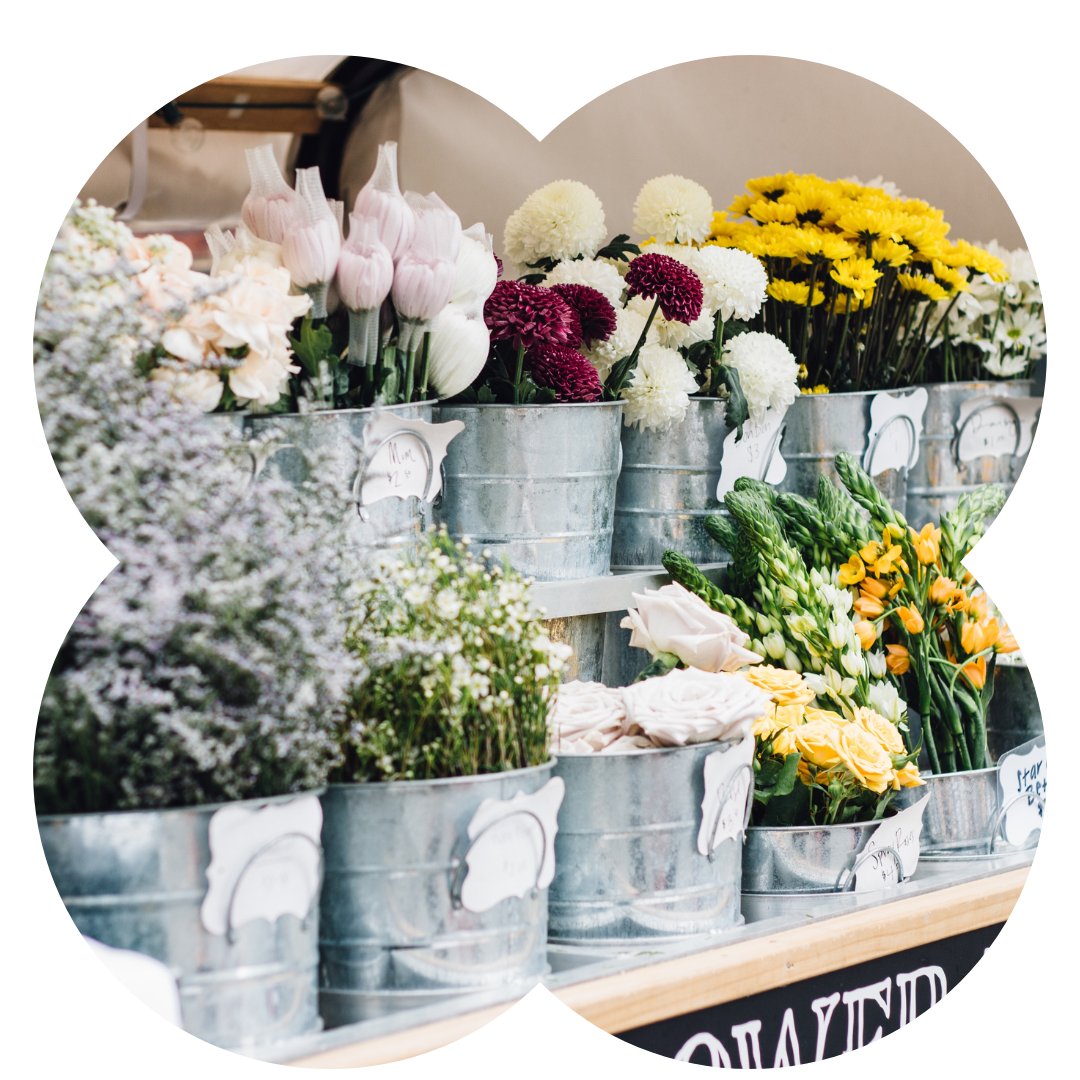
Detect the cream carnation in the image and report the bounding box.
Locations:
[619,342,699,432]
[149,367,224,413]
[688,246,768,322]
[722,331,799,424]
[542,257,625,306]
[633,174,714,245]
[584,306,660,382]
[503,180,607,268]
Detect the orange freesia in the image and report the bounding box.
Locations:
[962,571,974,585]
[888,580,905,598]
[947,591,971,613]
[859,541,882,565]
[910,523,942,566]
[961,618,1000,655]
[855,594,886,618]
[885,644,911,675]
[996,625,1019,653]
[970,592,989,620]
[838,555,866,585]
[962,655,987,690]
[929,576,957,604]
[861,576,889,600]
[871,545,903,576]
[895,606,925,634]
[854,619,878,650]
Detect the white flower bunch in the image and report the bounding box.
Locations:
[541,256,625,305]
[722,331,800,424]
[688,245,768,322]
[503,179,608,270]
[619,342,700,431]
[341,529,570,781]
[633,174,714,245]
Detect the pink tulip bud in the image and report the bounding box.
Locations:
[353,142,417,263]
[282,167,341,317]
[337,213,394,312]
[241,145,296,244]
[391,194,463,325]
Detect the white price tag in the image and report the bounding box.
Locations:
[955,396,1041,464]
[854,794,928,893]
[200,795,322,937]
[458,777,565,914]
[359,414,464,506]
[717,408,788,500]
[697,735,755,855]
[997,735,1046,847]
[863,388,927,476]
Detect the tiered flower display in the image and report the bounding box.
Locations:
[709,172,1040,391]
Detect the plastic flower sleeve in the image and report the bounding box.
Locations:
[241,144,296,245]
[353,141,416,262]
[282,167,342,317]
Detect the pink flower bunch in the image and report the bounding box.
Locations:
[483,280,582,348]
[528,343,603,402]
[549,284,617,348]
[624,252,703,323]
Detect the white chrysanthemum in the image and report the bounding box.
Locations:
[619,343,699,432]
[633,174,713,245]
[627,294,714,349]
[585,306,660,382]
[503,180,607,267]
[542,257,626,306]
[722,331,800,424]
[687,246,768,322]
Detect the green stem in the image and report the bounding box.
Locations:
[417,332,432,400]
[604,297,660,399]
[512,337,527,405]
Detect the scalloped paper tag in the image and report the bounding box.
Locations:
[717,408,788,500]
[997,735,1046,847]
[854,794,928,893]
[697,735,755,855]
[863,388,927,476]
[360,414,464,506]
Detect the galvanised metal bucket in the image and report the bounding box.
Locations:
[742,821,887,894]
[548,741,744,944]
[777,389,914,512]
[906,380,1034,529]
[893,768,1032,855]
[318,763,555,1026]
[987,663,1043,762]
[612,398,755,569]
[38,793,322,1049]
[246,402,435,553]
[432,402,623,581]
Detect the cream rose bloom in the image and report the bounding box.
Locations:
[621,667,769,747]
[547,680,627,754]
[621,582,763,673]
[150,367,224,412]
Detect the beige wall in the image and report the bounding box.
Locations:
[79,54,1026,256]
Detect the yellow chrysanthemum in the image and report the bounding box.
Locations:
[801,384,830,394]
[746,172,799,199]
[951,239,1009,282]
[788,227,855,264]
[896,220,949,261]
[778,184,842,228]
[829,256,883,299]
[836,207,904,246]
[929,259,970,294]
[767,278,825,306]
[871,238,912,267]
[727,193,761,218]
[898,197,945,222]
[738,222,801,260]
[749,201,799,225]
[897,273,949,302]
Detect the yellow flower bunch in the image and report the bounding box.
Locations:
[708,172,1009,391]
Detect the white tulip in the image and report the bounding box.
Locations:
[426,303,490,398]
[452,223,498,314]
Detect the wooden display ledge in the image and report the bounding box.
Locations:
[287,866,1028,1068]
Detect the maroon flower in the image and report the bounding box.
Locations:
[494,254,503,279]
[549,284,617,348]
[527,343,603,403]
[483,280,582,348]
[624,253,703,323]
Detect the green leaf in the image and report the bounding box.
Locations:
[715,365,749,440]
[289,315,337,378]
[519,273,548,285]
[772,752,801,798]
[533,386,557,404]
[477,384,497,404]
[633,652,681,682]
[759,779,809,826]
[594,234,641,263]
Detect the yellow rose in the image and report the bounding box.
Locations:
[741,665,815,708]
[853,706,904,754]
[773,728,798,756]
[896,762,925,788]
[795,720,844,769]
[837,724,895,793]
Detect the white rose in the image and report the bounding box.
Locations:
[620,582,763,672]
[547,680,626,753]
[621,667,770,746]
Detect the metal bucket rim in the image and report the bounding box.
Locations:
[435,401,624,412]
[915,379,1033,392]
[245,401,437,422]
[322,760,555,795]
[793,387,917,401]
[551,738,736,764]
[745,819,887,837]
[37,787,326,826]
[920,766,999,781]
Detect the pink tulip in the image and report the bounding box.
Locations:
[241,145,296,245]
[337,214,393,312]
[353,142,416,263]
[282,167,341,317]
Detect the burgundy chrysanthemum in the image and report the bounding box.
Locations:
[624,252,704,324]
[483,280,582,347]
[494,254,503,279]
[527,343,603,403]
[549,284,618,348]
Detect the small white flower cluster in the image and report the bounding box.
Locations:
[343,532,571,781]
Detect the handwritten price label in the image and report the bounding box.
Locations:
[698,736,755,855]
[954,396,1041,464]
[717,409,787,500]
[863,388,927,476]
[854,794,928,893]
[997,735,1046,848]
[359,414,465,507]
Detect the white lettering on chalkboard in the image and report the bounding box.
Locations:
[842,977,891,1050]
[897,966,947,1027]
[717,408,788,500]
[773,1009,802,1067]
[730,1020,764,1069]
[997,735,1047,847]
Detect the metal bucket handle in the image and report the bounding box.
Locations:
[243,441,296,489]
[837,844,904,893]
[449,808,548,910]
[951,399,1023,470]
[704,762,755,862]
[987,790,1045,854]
[224,831,324,945]
[864,413,919,477]
[352,428,435,522]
